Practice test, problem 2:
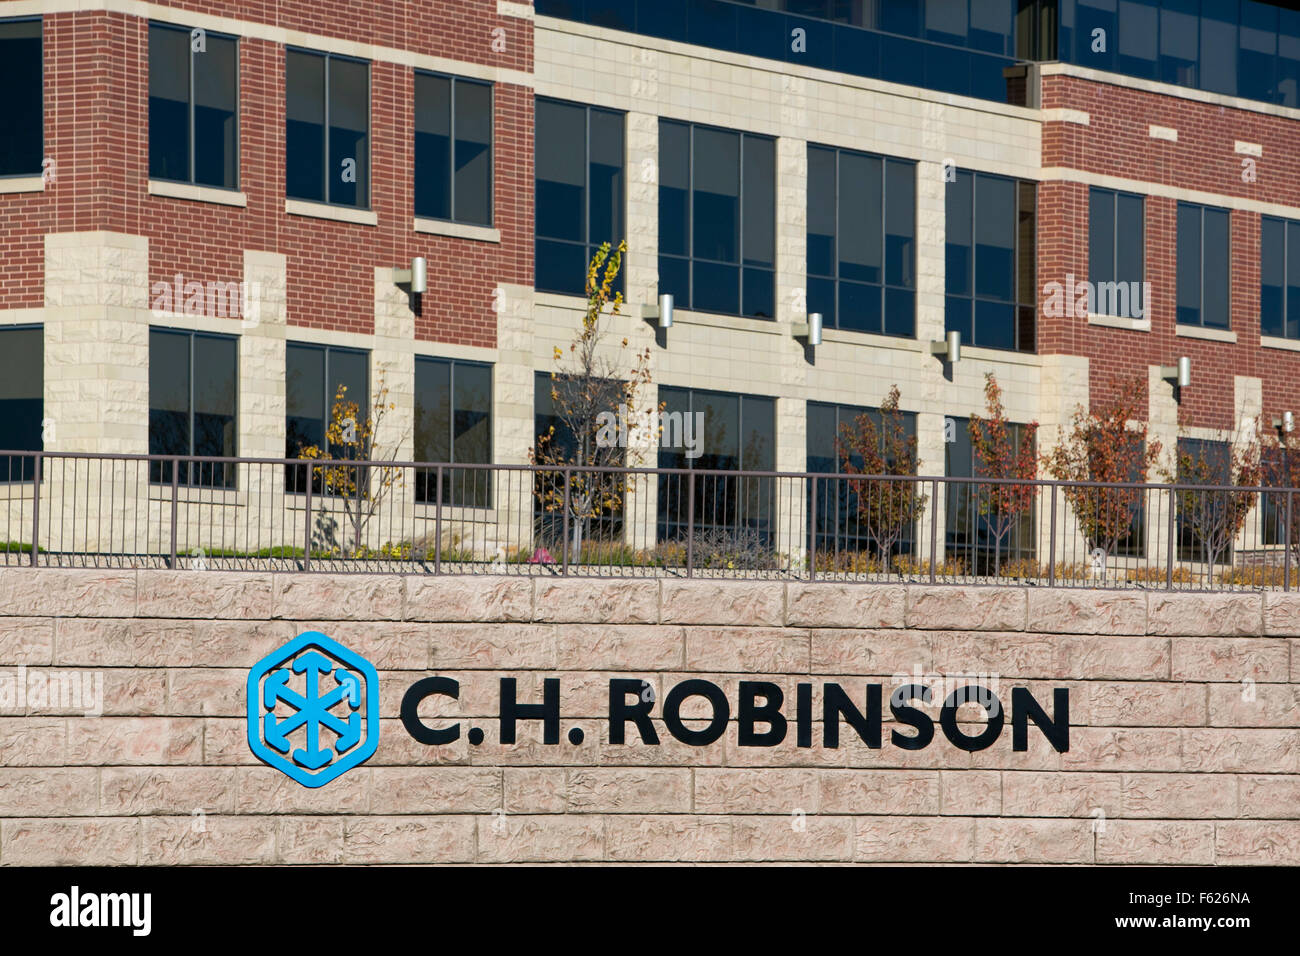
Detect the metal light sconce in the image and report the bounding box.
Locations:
[1159,356,1191,389]
[930,330,961,363]
[1273,411,1295,434]
[644,293,674,329]
[794,312,823,347]
[392,256,427,294]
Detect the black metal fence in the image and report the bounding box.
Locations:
[1,450,1298,590]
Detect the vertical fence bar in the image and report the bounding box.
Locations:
[1048,483,1057,587]
[929,479,938,584]
[30,452,41,567]
[302,463,313,572]
[1287,489,1293,592]
[168,460,179,569]
[434,465,443,576]
[1165,485,1176,590]
[808,475,817,582]
[561,468,571,576]
[686,473,695,578]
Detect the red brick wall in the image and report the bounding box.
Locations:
[0,2,534,348]
[1040,72,1300,430]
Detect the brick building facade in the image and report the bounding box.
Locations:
[3,0,1300,562]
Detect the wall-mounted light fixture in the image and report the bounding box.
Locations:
[930,330,961,363]
[1273,410,1295,434]
[643,293,674,329]
[1159,356,1191,389]
[793,312,823,347]
[392,256,427,294]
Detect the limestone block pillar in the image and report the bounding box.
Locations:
[240,251,288,553]
[775,135,809,571]
[371,266,417,553]
[1037,353,1090,569]
[1147,364,1182,571]
[42,232,150,554]
[624,109,660,553]
[915,158,949,562]
[495,282,537,556]
[1234,374,1263,555]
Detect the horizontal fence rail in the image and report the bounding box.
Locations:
[1,450,1299,590]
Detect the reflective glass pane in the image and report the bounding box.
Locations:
[286,343,325,456]
[1116,192,1144,287]
[885,159,915,288]
[0,19,40,176]
[1261,217,1284,338]
[974,174,1014,301]
[946,170,972,295]
[658,121,690,257]
[742,136,775,267]
[415,74,452,220]
[454,80,492,225]
[1175,203,1201,325]
[1202,207,1230,329]
[1089,188,1116,285]
[693,126,740,263]
[589,107,625,248]
[1200,0,1238,96]
[807,146,836,278]
[286,51,325,202]
[149,25,189,182]
[149,329,191,458]
[328,57,369,207]
[1286,221,1300,339]
[415,357,452,464]
[838,151,881,284]
[193,34,237,188]
[0,327,43,477]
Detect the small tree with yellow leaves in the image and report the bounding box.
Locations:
[297,376,406,557]
[529,240,657,563]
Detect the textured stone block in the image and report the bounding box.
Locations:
[100,767,238,815]
[53,619,194,667]
[684,626,809,672]
[787,584,905,628]
[1215,822,1300,864]
[856,816,975,862]
[1171,638,1290,682]
[534,579,657,623]
[1097,820,1215,865]
[428,623,556,669]
[1120,773,1237,818]
[1,817,139,865]
[1001,771,1120,817]
[907,586,1026,631]
[975,818,1093,863]
[605,815,732,862]
[1027,589,1146,635]
[0,768,98,816]
[731,815,854,861]
[1239,775,1300,818]
[0,569,135,618]
[1148,593,1263,636]
[344,817,476,864]
[66,717,201,765]
[661,580,783,626]
[938,770,1001,815]
[405,576,532,622]
[565,768,692,813]
[273,574,404,621]
[476,814,603,863]
[137,572,272,619]
[142,815,276,865]
[555,624,684,670]
[368,768,502,814]
[0,618,54,665]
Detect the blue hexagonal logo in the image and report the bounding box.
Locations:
[247,631,379,788]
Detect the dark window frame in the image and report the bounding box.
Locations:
[945,168,1037,352]
[0,16,42,178]
[414,354,494,508]
[658,118,776,320]
[415,70,495,226]
[0,322,43,483]
[285,46,371,208]
[806,143,917,338]
[1176,200,1232,330]
[148,20,240,190]
[1261,213,1300,340]
[1088,186,1145,288]
[535,96,626,296]
[148,326,239,488]
[285,341,370,496]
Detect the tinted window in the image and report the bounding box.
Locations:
[0,326,42,481]
[149,328,237,487]
[535,98,625,295]
[1260,216,1300,340]
[807,144,915,338]
[658,120,774,318]
[285,342,368,493]
[1089,187,1145,316]
[416,74,493,225]
[945,170,1034,350]
[1177,202,1230,329]
[0,20,43,177]
[287,50,368,207]
[149,24,237,188]
[414,356,492,507]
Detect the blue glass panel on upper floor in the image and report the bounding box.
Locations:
[534,0,1022,104]
[1059,0,1300,108]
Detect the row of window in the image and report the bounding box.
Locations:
[4,18,1296,343]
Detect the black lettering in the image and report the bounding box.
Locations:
[1012,686,1070,752]
[662,679,729,746]
[940,685,1004,751]
[823,683,882,749]
[500,677,560,745]
[738,681,787,747]
[889,683,935,750]
[400,676,460,745]
[608,678,659,745]
[796,682,812,748]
